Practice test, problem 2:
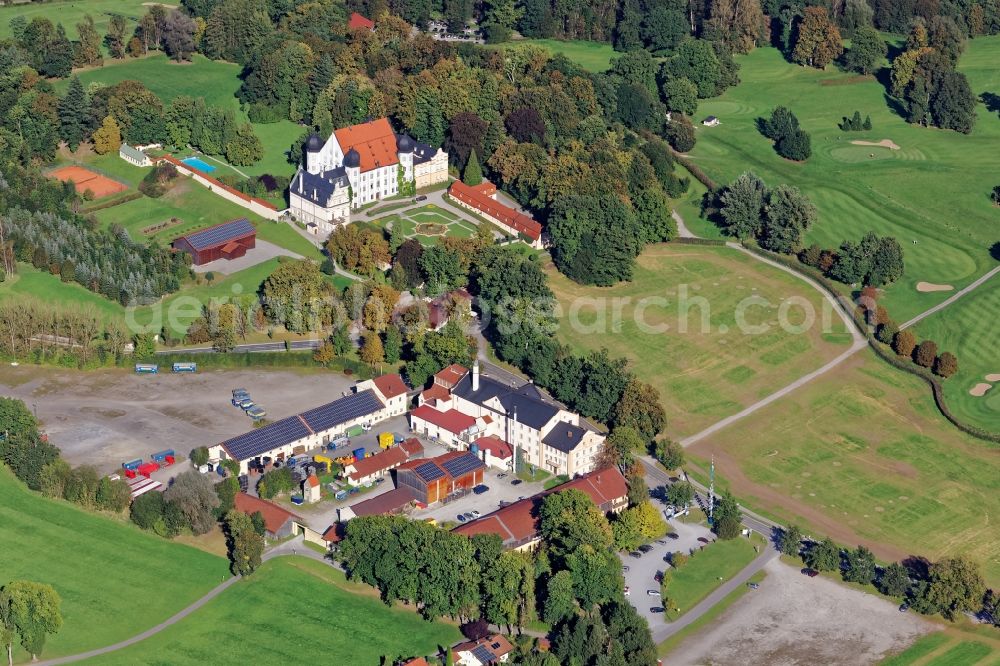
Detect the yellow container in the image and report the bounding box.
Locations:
[378,432,394,449]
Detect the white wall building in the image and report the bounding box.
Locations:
[289,118,448,236]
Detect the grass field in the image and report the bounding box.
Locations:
[690,351,1000,586]
[683,42,1000,321]
[79,557,462,665]
[881,632,997,666]
[0,0,151,55]
[662,535,760,620]
[61,54,304,179]
[501,38,617,72]
[913,279,1000,433]
[546,243,854,438]
[0,466,229,662]
[369,204,478,246]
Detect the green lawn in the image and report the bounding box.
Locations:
[0,0,151,55]
[547,243,853,438]
[692,352,1000,586]
[61,54,303,180]
[0,466,229,662]
[925,641,993,666]
[79,557,461,665]
[372,204,479,246]
[0,264,128,326]
[683,42,1000,321]
[661,535,760,620]
[880,634,951,666]
[501,38,618,72]
[913,278,1000,433]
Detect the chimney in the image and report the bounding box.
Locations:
[472,360,480,392]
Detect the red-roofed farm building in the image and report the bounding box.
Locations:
[396,450,486,505]
[449,180,542,248]
[173,218,256,265]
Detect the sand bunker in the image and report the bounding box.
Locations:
[985,374,1000,382]
[916,282,954,292]
[970,383,992,397]
[850,139,901,150]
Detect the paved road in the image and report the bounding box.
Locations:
[900,264,1000,329]
[35,537,332,666]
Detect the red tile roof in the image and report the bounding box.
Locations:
[373,373,408,399]
[401,659,429,666]
[400,438,424,457]
[349,487,415,517]
[474,435,512,460]
[334,118,398,172]
[306,475,320,488]
[234,493,301,535]
[347,12,374,30]
[435,364,468,388]
[322,523,345,543]
[421,383,451,405]
[449,180,541,241]
[453,467,627,546]
[346,446,408,482]
[409,404,476,435]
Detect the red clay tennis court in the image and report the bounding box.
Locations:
[48,165,128,198]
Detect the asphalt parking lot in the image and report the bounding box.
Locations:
[410,466,548,525]
[620,515,716,626]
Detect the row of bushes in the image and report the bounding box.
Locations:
[739,242,1000,443]
[673,237,727,247]
[670,150,718,191]
[79,191,143,214]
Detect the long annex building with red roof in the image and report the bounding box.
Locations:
[289,117,449,234]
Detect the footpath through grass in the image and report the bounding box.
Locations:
[691,352,1000,587]
[686,43,1000,321]
[661,534,761,620]
[80,557,462,665]
[547,243,853,439]
[0,466,229,662]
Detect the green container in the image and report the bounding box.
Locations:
[346,424,364,438]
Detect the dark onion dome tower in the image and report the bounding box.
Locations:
[305,133,323,153]
[343,148,362,168]
[396,133,414,153]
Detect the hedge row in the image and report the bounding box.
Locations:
[740,242,1000,443]
[673,237,727,247]
[81,191,143,213]
[670,150,718,191]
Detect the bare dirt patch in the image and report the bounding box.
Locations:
[916,282,954,292]
[667,558,937,666]
[970,382,993,397]
[850,139,901,150]
[0,365,358,472]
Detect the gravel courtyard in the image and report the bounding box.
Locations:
[667,558,937,665]
[0,364,359,472]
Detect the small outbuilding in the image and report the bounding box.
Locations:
[702,116,720,127]
[119,143,152,167]
[304,474,321,503]
[348,12,374,30]
[173,218,256,266]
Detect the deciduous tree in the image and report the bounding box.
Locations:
[163,470,220,535]
[844,26,887,75]
[792,7,844,69]
[933,352,958,378]
[914,340,938,368]
[893,330,917,358]
[1,581,62,662]
[806,537,840,572]
[779,524,803,556]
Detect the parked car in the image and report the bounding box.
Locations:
[497,473,507,479]
[457,514,468,522]
[899,603,909,613]
[622,565,630,573]
[624,586,630,596]
[647,589,660,596]
[511,479,523,486]
[415,195,427,202]
[473,484,489,495]
[667,533,680,540]
[748,583,760,590]
[462,512,476,521]
[470,510,481,518]
[697,536,711,544]
[629,552,642,559]
[801,568,820,578]
[656,539,667,545]
[654,571,663,583]
[650,607,665,614]
[638,544,654,553]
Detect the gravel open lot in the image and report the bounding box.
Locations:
[666,558,937,665]
[0,365,359,473]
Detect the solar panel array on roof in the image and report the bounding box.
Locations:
[182,218,255,251]
[222,415,311,461]
[415,461,445,483]
[299,389,383,433]
[441,452,483,479]
[470,646,496,664]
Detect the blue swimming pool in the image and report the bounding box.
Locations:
[181,157,216,173]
